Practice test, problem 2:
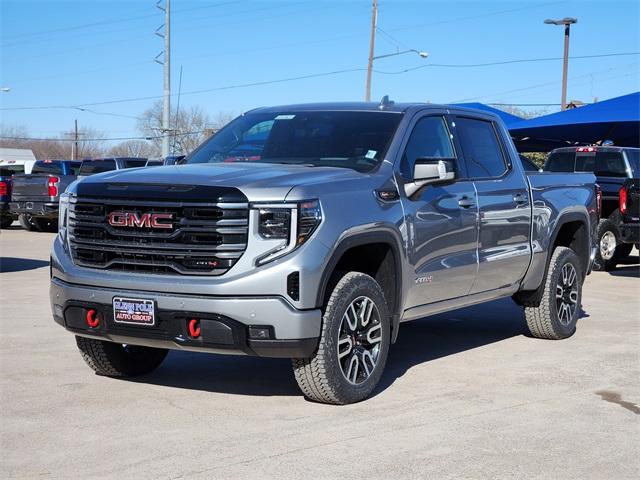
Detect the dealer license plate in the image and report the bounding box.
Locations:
[112,297,155,326]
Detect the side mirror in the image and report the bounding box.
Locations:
[405,158,456,196]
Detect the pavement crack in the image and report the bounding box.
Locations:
[594,390,640,415]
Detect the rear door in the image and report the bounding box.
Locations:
[400,113,479,307]
[453,115,532,294]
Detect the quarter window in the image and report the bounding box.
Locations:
[456,117,507,178]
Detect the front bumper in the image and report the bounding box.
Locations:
[50,277,321,358]
[10,201,58,219]
[619,222,639,244]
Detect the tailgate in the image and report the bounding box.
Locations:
[11,174,54,201]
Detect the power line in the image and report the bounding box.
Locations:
[2,51,636,114]
[449,62,638,103]
[0,130,204,143]
[0,1,243,48]
[386,0,564,33]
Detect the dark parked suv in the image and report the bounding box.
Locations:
[545,146,640,270]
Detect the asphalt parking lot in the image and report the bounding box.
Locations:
[1,226,639,479]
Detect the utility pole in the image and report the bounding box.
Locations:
[155,0,171,157]
[65,119,82,160]
[73,119,78,160]
[544,17,577,111]
[365,0,378,102]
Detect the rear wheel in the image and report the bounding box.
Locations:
[75,336,168,377]
[292,272,391,405]
[593,218,619,271]
[18,213,40,231]
[524,246,582,340]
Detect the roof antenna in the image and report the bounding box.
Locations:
[379,95,395,110]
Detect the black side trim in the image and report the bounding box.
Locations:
[516,211,590,305]
[249,338,318,358]
[316,228,404,340]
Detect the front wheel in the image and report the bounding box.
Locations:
[524,246,583,340]
[76,336,168,377]
[292,272,391,405]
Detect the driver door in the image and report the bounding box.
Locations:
[399,114,479,309]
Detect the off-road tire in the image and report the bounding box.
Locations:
[76,336,168,377]
[593,218,620,271]
[292,272,391,405]
[18,213,40,232]
[524,247,582,340]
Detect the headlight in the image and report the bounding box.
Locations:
[254,200,322,265]
[258,208,291,239]
[58,192,71,251]
[296,200,322,246]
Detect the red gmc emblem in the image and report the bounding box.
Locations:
[107,211,173,229]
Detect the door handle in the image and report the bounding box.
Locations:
[513,193,528,205]
[458,196,475,208]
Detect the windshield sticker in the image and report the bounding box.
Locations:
[274,114,296,120]
[365,150,377,159]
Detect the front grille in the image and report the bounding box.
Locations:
[68,197,249,275]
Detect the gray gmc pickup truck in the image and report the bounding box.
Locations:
[50,101,598,404]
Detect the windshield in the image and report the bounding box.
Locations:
[186,111,403,172]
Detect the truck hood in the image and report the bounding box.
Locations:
[76,162,365,202]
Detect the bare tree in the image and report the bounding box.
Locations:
[107,140,158,158]
[72,127,107,159]
[0,124,107,160]
[137,101,236,156]
[494,105,548,120]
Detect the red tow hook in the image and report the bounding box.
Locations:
[188,318,201,338]
[86,309,100,328]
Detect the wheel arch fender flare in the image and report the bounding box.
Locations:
[517,210,591,305]
[316,227,405,341]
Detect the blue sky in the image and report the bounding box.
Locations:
[1,0,638,140]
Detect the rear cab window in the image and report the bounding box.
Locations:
[124,159,147,168]
[545,151,575,172]
[32,161,64,175]
[79,160,117,175]
[576,151,627,177]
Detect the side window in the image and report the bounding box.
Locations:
[456,117,507,178]
[402,116,455,175]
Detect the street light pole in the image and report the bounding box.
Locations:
[364,1,429,101]
[545,17,577,111]
[365,0,378,102]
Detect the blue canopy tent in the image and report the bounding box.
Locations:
[508,92,640,152]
